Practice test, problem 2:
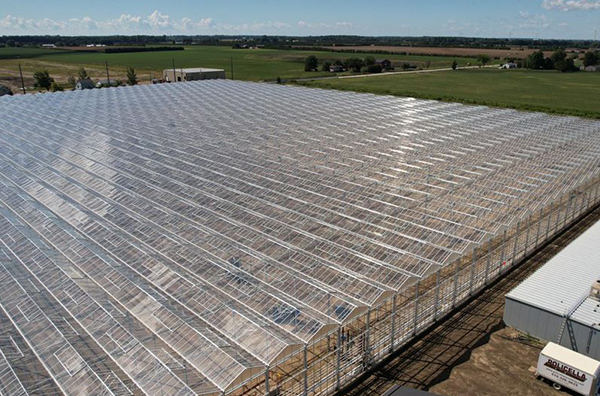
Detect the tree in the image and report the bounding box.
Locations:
[276,76,282,84]
[77,67,89,81]
[304,55,318,72]
[424,60,431,69]
[583,51,600,67]
[33,70,54,91]
[550,49,567,66]
[401,62,411,70]
[126,67,138,85]
[366,64,382,73]
[6,39,15,47]
[451,60,458,70]
[527,50,547,69]
[345,58,364,72]
[321,62,332,72]
[67,74,76,88]
[50,81,63,92]
[476,54,491,67]
[555,58,578,73]
[364,56,376,66]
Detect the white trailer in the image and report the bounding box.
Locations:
[537,342,600,396]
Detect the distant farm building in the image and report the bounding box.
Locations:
[75,78,95,90]
[41,44,56,48]
[375,59,392,70]
[584,65,600,72]
[500,62,518,69]
[163,68,226,82]
[329,65,345,72]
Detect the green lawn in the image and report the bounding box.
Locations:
[297,69,600,119]
[0,45,490,82]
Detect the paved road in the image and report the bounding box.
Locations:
[296,65,497,83]
[336,204,600,396]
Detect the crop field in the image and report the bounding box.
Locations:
[297,68,600,119]
[0,45,486,92]
[320,45,556,58]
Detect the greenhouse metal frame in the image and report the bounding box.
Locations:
[0,80,599,396]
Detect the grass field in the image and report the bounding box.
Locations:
[0,45,490,92]
[297,68,600,119]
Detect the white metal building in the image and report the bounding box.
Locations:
[163,67,226,82]
[505,219,600,360]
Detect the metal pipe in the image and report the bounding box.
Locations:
[390,295,397,352]
[433,269,441,320]
[413,281,420,335]
[336,326,341,390]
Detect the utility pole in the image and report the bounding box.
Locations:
[172,58,176,82]
[18,63,26,94]
[230,56,234,80]
[594,28,598,41]
[105,60,111,86]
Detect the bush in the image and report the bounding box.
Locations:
[50,81,63,92]
[367,64,382,73]
[33,70,54,91]
[322,62,332,72]
[0,85,13,96]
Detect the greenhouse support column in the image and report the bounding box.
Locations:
[468,249,477,296]
[413,281,420,335]
[510,222,520,270]
[563,196,572,229]
[433,270,441,320]
[545,202,553,240]
[451,260,460,308]
[535,211,542,250]
[265,367,269,396]
[524,215,531,256]
[365,309,371,364]
[484,239,492,284]
[335,327,341,390]
[303,344,308,396]
[389,295,397,352]
[500,230,506,271]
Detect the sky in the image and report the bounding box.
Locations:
[0,0,599,39]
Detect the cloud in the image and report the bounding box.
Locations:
[1,10,217,34]
[0,14,65,31]
[518,12,551,29]
[542,0,600,10]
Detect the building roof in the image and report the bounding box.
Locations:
[506,218,600,326]
[541,342,600,375]
[1,80,600,394]
[165,68,225,73]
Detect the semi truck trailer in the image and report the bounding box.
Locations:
[537,342,600,396]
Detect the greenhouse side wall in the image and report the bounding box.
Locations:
[228,176,600,396]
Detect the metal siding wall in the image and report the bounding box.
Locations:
[504,298,563,341]
[505,298,600,360]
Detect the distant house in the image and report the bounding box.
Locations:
[500,62,518,69]
[163,68,226,82]
[375,59,392,70]
[75,79,95,90]
[329,65,345,73]
[584,65,600,72]
[41,44,56,48]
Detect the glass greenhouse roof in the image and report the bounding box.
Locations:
[0,80,599,394]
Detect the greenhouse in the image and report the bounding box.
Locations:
[0,80,599,396]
